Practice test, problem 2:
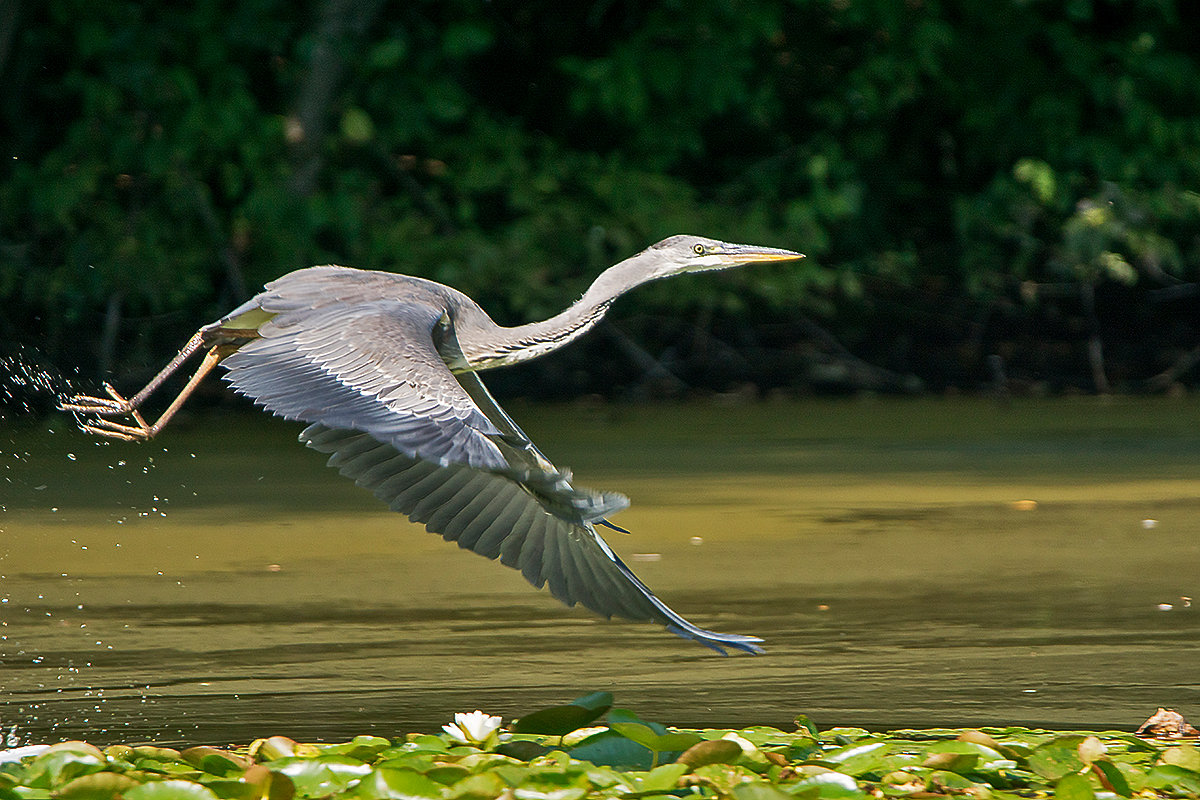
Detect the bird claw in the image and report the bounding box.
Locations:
[60,384,153,441]
[59,383,134,415]
[79,417,153,442]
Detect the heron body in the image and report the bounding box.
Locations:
[62,235,802,654]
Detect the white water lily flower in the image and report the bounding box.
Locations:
[443,710,503,744]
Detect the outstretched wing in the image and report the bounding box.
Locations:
[300,423,765,655]
[219,299,508,470]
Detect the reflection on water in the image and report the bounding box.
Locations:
[2,398,1200,745]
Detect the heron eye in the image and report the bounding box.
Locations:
[693,244,706,255]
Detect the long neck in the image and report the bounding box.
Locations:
[457,255,658,370]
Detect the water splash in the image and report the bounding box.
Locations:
[0,345,86,417]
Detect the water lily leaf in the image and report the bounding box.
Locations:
[272,756,371,797]
[123,780,222,800]
[786,737,822,762]
[925,770,976,794]
[424,765,470,786]
[1147,764,1200,794]
[731,782,793,800]
[511,787,586,800]
[570,692,614,711]
[494,741,551,762]
[26,748,106,788]
[403,736,448,754]
[318,736,392,761]
[104,745,136,763]
[1027,738,1086,780]
[792,771,862,798]
[633,763,687,793]
[568,730,655,769]
[54,772,141,800]
[1091,760,1132,797]
[1161,745,1200,772]
[675,739,743,770]
[1054,772,1095,800]
[512,705,607,737]
[604,709,655,727]
[820,741,891,776]
[41,743,106,761]
[353,768,443,799]
[250,739,297,763]
[444,772,506,799]
[181,748,249,776]
[920,752,977,774]
[956,730,1003,750]
[134,747,185,763]
[922,740,1003,761]
[609,723,702,754]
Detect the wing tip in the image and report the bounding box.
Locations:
[665,624,766,656]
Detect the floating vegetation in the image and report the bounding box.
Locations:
[2,699,1199,799]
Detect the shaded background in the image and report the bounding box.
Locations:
[3,0,1200,405]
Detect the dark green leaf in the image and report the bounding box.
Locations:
[1091,760,1131,797]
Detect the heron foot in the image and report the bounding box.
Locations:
[59,383,135,415]
[61,384,155,441]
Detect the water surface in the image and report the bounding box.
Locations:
[2,397,1199,745]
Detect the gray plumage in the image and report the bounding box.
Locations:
[61,235,803,655]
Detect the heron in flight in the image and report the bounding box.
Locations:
[62,235,802,654]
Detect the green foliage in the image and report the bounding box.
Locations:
[3,718,1199,800]
[3,0,1199,391]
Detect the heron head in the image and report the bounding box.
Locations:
[649,235,804,276]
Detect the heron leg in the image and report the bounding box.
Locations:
[60,328,214,416]
[73,344,235,441]
[63,337,237,442]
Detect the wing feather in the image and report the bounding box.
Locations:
[222,267,761,653]
[300,423,763,654]
[221,299,505,470]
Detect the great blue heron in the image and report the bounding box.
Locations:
[61,235,802,654]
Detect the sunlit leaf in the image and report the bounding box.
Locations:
[353,768,443,800]
[123,780,222,800]
[442,771,505,799]
[609,723,702,754]
[792,771,862,798]
[1146,764,1200,794]
[181,748,249,777]
[1161,745,1200,772]
[634,763,688,793]
[675,739,743,769]
[53,772,141,800]
[271,756,371,797]
[1054,772,1095,800]
[1027,737,1086,780]
[731,782,793,800]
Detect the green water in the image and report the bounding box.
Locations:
[2,397,1199,745]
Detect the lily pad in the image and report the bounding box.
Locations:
[512,693,613,737]
[1161,744,1200,772]
[53,772,141,800]
[675,739,743,770]
[124,781,222,800]
[608,723,702,755]
[353,767,443,799]
[1054,772,1096,800]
